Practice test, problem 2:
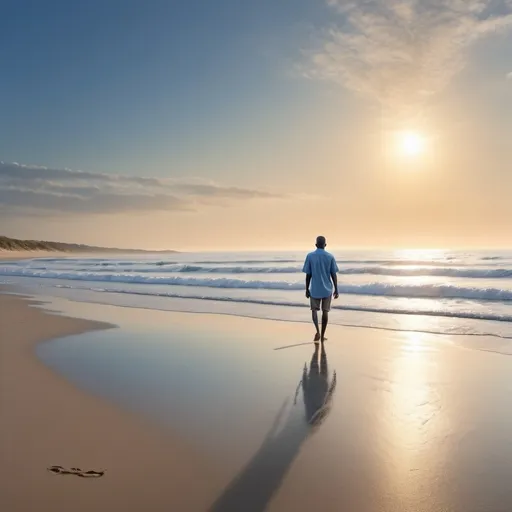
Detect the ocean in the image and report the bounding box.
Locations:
[1,248,512,340]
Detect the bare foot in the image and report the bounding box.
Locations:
[321,337,328,343]
[314,333,321,343]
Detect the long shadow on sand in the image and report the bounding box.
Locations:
[208,345,337,512]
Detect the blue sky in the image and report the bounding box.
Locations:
[0,0,336,181]
[1,0,511,249]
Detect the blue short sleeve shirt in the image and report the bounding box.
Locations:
[302,249,339,299]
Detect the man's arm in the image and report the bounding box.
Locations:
[303,255,312,298]
[306,274,312,298]
[330,256,339,299]
[331,272,339,299]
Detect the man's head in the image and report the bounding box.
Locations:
[315,236,327,249]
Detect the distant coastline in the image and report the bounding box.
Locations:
[0,235,178,254]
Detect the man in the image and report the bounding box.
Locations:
[303,236,339,344]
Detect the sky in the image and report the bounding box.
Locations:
[1,0,511,251]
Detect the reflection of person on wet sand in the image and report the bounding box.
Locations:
[209,347,337,512]
[301,344,336,426]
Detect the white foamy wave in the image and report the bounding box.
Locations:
[2,268,512,301]
[93,265,512,278]
[72,264,305,274]
[13,263,512,278]
[52,285,512,325]
[339,266,512,278]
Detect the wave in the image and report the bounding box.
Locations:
[52,285,512,324]
[67,264,305,274]
[112,259,481,267]
[18,258,512,272]
[15,263,512,278]
[175,259,458,266]
[151,257,510,266]
[110,265,512,278]
[3,268,512,302]
[339,266,512,278]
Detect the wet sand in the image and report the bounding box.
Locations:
[0,250,61,260]
[2,290,512,511]
[0,292,223,512]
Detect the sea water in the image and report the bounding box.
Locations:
[1,248,512,339]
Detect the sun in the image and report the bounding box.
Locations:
[400,132,426,157]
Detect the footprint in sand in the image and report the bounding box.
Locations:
[47,465,105,478]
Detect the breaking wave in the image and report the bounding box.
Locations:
[2,268,512,302]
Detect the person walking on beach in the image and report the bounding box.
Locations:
[303,236,339,344]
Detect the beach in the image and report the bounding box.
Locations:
[3,281,512,511]
[0,250,65,261]
[3,0,511,508]
[0,291,224,512]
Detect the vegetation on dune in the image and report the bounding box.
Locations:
[0,236,176,253]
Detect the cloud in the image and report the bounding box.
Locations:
[0,162,284,215]
[507,71,512,80]
[305,0,512,125]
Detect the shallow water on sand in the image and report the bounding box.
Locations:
[35,297,512,512]
[4,248,512,340]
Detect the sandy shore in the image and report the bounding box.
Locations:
[0,250,109,261]
[0,250,62,261]
[3,288,512,511]
[0,292,222,512]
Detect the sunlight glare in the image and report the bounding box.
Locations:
[400,132,426,157]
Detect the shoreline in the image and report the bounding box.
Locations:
[0,250,68,261]
[0,291,221,511]
[3,283,512,510]
[0,250,104,262]
[0,250,178,261]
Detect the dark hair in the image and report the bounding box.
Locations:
[316,236,326,248]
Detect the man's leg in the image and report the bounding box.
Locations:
[310,298,321,342]
[320,296,332,342]
[321,311,329,342]
[312,310,321,341]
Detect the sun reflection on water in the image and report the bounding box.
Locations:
[382,327,445,502]
[393,248,449,262]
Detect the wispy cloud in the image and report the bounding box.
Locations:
[0,162,284,215]
[305,0,512,125]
